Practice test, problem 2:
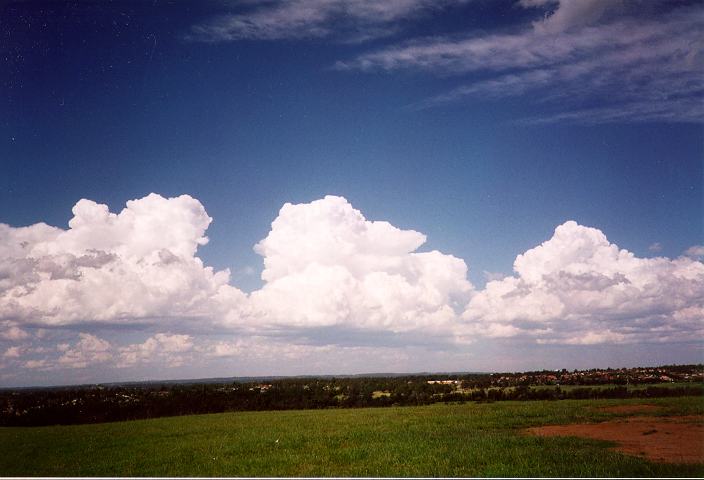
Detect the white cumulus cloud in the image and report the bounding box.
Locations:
[57,333,112,369]
[462,221,704,344]
[250,195,473,333]
[0,193,702,384]
[118,333,194,368]
[3,346,22,358]
[0,193,247,327]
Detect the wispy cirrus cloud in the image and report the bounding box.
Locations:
[185,0,701,124]
[187,0,465,43]
[648,243,663,253]
[337,1,703,123]
[520,0,632,34]
[685,245,704,259]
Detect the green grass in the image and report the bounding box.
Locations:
[1,396,702,477]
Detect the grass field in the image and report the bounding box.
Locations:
[1,396,702,477]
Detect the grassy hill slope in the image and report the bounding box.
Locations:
[1,396,702,477]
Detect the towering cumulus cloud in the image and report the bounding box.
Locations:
[463,221,704,344]
[250,195,473,333]
[0,193,246,328]
[0,194,702,380]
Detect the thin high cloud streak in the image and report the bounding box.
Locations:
[1,193,702,379]
[188,0,703,124]
[343,1,702,123]
[187,0,464,43]
[520,0,632,34]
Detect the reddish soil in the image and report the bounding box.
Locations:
[527,415,704,464]
[595,404,660,414]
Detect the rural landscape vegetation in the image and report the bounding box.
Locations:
[1,364,703,476]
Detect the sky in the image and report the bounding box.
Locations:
[0,0,702,387]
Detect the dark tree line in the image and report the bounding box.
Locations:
[1,365,702,427]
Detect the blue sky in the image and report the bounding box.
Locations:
[1,0,702,386]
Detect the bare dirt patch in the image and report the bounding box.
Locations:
[595,404,660,414]
[527,415,704,464]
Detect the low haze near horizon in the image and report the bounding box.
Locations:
[1,0,702,387]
